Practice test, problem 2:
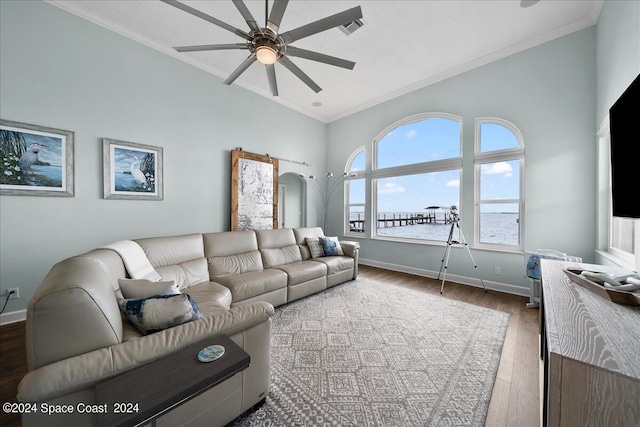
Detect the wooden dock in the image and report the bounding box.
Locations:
[349,207,454,233]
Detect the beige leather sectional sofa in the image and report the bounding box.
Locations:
[17,227,359,427]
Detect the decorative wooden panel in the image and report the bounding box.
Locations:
[231,149,279,231]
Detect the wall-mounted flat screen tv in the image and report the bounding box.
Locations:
[609,73,639,219]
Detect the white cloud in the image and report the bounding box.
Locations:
[406,130,417,138]
[481,162,513,175]
[446,179,460,187]
[378,182,406,194]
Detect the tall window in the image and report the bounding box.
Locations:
[474,119,524,250]
[345,148,366,236]
[372,113,462,243]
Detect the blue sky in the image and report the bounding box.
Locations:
[114,147,153,173]
[23,133,63,166]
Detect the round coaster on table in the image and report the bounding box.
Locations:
[198,344,225,362]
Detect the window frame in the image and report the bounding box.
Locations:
[371,112,463,244]
[474,118,525,252]
[343,146,366,238]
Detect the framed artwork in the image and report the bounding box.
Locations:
[103,138,163,200]
[231,149,279,230]
[0,119,74,197]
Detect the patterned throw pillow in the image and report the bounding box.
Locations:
[118,278,180,299]
[119,294,202,335]
[306,237,325,258]
[319,236,344,256]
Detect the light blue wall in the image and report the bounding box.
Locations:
[596,0,640,124]
[594,0,640,262]
[0,1,326,312]
[327,27,598,291]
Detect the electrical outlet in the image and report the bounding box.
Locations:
[7,288,19,300]
[494,267,501,275]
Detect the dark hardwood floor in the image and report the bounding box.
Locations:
[0,265,539,427]
[0,320,27,427]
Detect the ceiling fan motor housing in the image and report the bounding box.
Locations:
[249,28,284,64]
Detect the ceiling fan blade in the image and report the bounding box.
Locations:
[161,0,249,39]
[279,56,321,93]
[286,46,355,70]
[266,0,289,34]
[279,6,362,44]
[232,0,260,32]
[174,43,249,53]
[224,54,257,85]
[266,64,278,96]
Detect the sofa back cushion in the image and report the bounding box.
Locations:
[26,256,123,370]
[135,234,209,291]
[203,231,264,277]
[293,227,325,260]
[255,229,302,267]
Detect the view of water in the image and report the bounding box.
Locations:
[27,165,62,187]
[115,172,139,190]
[350,211,519,246]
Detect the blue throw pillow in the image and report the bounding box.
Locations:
[119,294,202,335]
[319,236,344,256]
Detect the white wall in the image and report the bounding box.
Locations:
[594,0,640,267]
[0,1,326,313]
[326,27,598,291]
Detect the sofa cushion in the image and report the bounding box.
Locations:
[119,294,202,335]
[118,278,180,299]
[293,227,325,260]
[184,281,232,314]
[273,261,328,286]
[261,245,302,268]
[319,236,344,256]
[255,228,297,248]
[203,230,258,257]
[305,237,324,258]
[311,256,355,275]
[208,250,264,278]
[256,229,302,267]
[215,269,288,302]
[135,234,209,291]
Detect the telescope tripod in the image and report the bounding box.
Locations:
[437,220,487,294]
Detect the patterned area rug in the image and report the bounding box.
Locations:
[230,277,510,427]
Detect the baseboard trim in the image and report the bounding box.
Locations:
[0,309,27,325]
[358,258,529,297]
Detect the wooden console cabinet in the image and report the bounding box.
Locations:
[540,259,640,427]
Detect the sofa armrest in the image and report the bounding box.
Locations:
[17,302,274,403]
[339,241,360,258]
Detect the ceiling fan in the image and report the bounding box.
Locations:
[161,0,363,96]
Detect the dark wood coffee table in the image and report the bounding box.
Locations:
[96,334,250,427]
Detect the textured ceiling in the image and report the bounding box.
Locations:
[48,0,603,123]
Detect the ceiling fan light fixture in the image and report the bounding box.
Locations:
[256,45,278,64]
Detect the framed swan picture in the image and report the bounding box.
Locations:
[0,119,74,197]
[103,138,163,200]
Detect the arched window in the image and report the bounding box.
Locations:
[474,118,524,250]
[371,113,463,243]
[344,147,366,235]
